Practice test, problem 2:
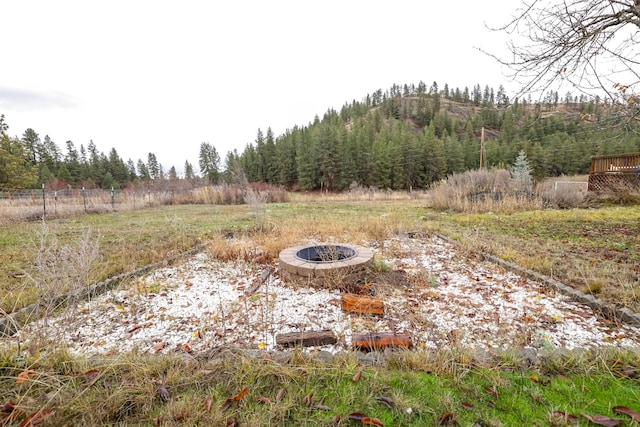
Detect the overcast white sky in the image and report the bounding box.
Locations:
[1,1,517,173]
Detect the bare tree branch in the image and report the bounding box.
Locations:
[484,0,639,120]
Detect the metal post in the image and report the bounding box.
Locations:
[42,183,46,220]
[111,187,115,210]
[82,187,87,213]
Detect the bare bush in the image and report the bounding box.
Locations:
[428,169,543,213]
[536,177,588,208]
[26,222,100,322]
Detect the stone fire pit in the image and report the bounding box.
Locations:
[278,243,374,286]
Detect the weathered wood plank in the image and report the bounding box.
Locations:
[352,333,412,351]
[341,293,384,315]
[275,330,338,348]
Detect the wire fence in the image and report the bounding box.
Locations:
[0,186,176,222]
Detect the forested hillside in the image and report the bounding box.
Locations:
[233,82,640,191]
[2,81,639,192]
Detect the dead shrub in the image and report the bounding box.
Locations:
[536,177,588,208]
[428,169,543,213]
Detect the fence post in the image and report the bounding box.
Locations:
[42,183,46,220]
[133,191,136,209]
[111,187,115,211]
[82,187,87,213]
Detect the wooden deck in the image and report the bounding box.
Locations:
[588,153,640,193]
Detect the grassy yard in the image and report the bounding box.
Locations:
[423,206,640,313]
[1,198,639,426]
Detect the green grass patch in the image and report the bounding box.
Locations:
[1,349,638,426]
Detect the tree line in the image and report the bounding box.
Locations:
[3,80,639,191]
[0,114,202,190]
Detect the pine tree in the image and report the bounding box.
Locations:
[444,132,465,175]
[371,130,392,189]
[296,128,319,190]
[168,166,178,180]
[184,160,195,180]
[21,128,40,165]
[264,127,279,183]
[147,153,160,180]
[64,140,81,184]
[276,130,297,188]
[511,149,533,192]
[127,159,138,181]
[198,142,220,184]
[137,159,150,180]
[57,163,73,185]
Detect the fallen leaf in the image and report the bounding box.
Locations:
[16,370,36,384]
[613,406,640,422]
[304,392,314,407]
[376,395,394,409]
[581,413,624,426]
[461,402,474,411]
[352,369,363,382]
[551,411,579,423]
[127,323,144,333]
[437,412,454,425]
[314,404,331,411]
[226,417,237,427]
[222,397,234,411]
[362,417,384,426]
[333,413,342,425]
[205,397,213,412]
[348,412,368,422]
[234,387,248,402]
[616,367,636,378]
[18,408,55,427]
[485,387,499,398]
[79,369,101,387]
[151,417,161,426]
[153,342,169,352]
[1,402,17,414]
[258,396,272,404]
[276,388,286,402]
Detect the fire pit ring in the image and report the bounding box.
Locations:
[279,243,374,286]
[294,245,357,263]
